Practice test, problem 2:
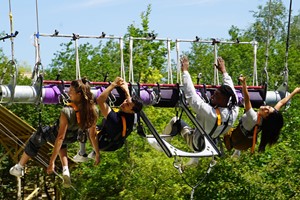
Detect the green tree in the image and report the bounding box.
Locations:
[123,4,171,83]
[2,1,300,199]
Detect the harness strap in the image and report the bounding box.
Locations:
[251,113,261,153]
[216,108,221,126]
[121,116,126,137]
[209,108,222,136]
[66,102,80,124]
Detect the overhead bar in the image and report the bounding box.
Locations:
[36,32,122,40]
[42,80,264,89]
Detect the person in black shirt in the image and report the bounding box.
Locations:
[74,77,143,163]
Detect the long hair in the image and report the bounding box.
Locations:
[259,111,284,152]
[131,95,143,113]
[71,78,98,130]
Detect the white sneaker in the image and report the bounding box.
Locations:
[88,151,96,160]
[62,170,71,188]
[185,157,199,167]
[73,152,88,163]
[231,150,241,159]
[9,164,24,177]
[146,138,163,152]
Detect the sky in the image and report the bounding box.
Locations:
[0,0,299,70]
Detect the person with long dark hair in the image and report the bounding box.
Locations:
[9,78,99,187]
[224,76,300,154]
[73,77,143,162]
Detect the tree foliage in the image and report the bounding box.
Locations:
[1,1,300,199]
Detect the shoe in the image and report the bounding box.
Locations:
[146,138,163,152]
[231,150,241,159]
[9,164,24,177]
[62,170,71,188]
[88,151,96,160]
[162,117,178,134]
[73,152,88,163]
[185,157,199,167]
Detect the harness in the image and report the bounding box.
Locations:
[251,113,261,153]
[65,102,90,143]
[193,107,230,152]
[66,102,80,124]
[224,113,261,152]
[209,107,230,137]
[97,108,129,151]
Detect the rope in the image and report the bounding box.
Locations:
[73,35,81,80]
[129,37,134,83]
[282,0,292,85]
[175,40,182,85]
[32,0,44,86]
[167,39,172,84]
[35,0,40,39]
[252,41,258,86]
[213,42,219,85]
[8,0,15,62]
[263,0,272,84]
[119,38,126,80]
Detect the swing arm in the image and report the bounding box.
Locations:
[139,110,173,157]
[177,89,221,156]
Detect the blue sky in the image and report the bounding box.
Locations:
[0,0,299,69]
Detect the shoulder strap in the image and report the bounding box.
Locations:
[66,102,80,124]
[121,115,126,137]
[251,113,261,153]
[209,108,231,137]
[209,108,222,136]
[216,108,221,126]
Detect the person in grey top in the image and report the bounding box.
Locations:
[162,56,239,165]
[226,76,300,155]
[9,78,99,187]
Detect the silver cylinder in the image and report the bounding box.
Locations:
[0,85,37,104]
[265,91,290,106]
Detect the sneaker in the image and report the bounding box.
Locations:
[62,170,71,188]
[162,117,178,136]
[9,164,24,177]
[185,157,199,167]
[73,152,88,163]
[231,150,241,159]
[88,151,96,160]
[146,138,163,152]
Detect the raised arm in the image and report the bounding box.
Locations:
[274,87,300,111]
[97,77,123,118]
[119,80,131,102]
[216,57,238,103]
[239,76,252,112]
[181,56,209,114]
